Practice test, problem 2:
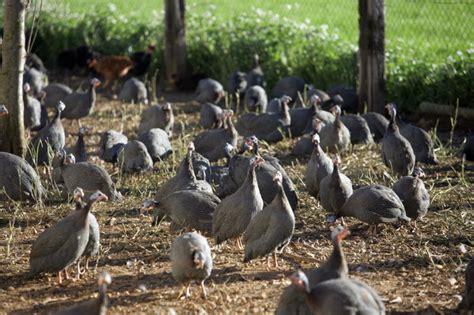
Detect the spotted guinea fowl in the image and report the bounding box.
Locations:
[236,96,291,143]
[118,140,154,173]
[272,76,305,103]
[170,232,212,299]
[28,101,66,166]
[289,271,385,315]
[309,95,335,125]
[62,78,100,127]
[143,190,220,234]
[0,152,44,201]
[57,151,122,201]
[288,95,326,138]
[137,128,173,163]
[276,226,349,315]
[74,188,100,273]
[362,111,389,142]
[138,102,174,136]
[305,133,334,199]
[24,65,47,97]
[196,78,225,104]
[381,103,415,176]
[399,118,438,165]
[23,83,42,133]
[266,95,292,114]
[246,54,265,88]
[392,167,430,221]
[213,156,264,246]
[319,155,353,214]
[66,126,88,162]
[152,142,213,225]
[319,105,351,153]
[337,184,410,233]
[42,83,73,108]
[245,85,268,113]
[53,272,111,315]
[194,110,239,162]
[463,135,474,161]
[243,172,295,268]
[118,77,148,104]
[98,130,128,164]
[199,102,224,129]
[340,114,374,144]
[291,117,325,156]
[29,191,108,284]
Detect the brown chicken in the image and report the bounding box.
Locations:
[88,56,134,88]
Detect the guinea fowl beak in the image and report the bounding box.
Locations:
[337,228,350,242]
[91,191,108,202]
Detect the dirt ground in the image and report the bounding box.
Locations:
[0,80,473,314]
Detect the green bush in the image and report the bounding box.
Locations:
[8,6,473,110]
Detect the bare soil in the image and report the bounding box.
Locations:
[0,84,473,314]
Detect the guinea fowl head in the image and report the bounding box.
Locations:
[162,102,172,111]
[57,101,66,112]
[23,83,31,93]
[90,190,108,203]
[73,187,85,201]
[90,78,101,87]
[310,94,321,106]
[331,225,349,244]
[311,133,321,145]
[65,153,76,165]
[0,105,8,116]
[289,270,310,293]
[141,200,159,214]
[187,141,195,152]
[332,94,344,105]
[312,118,322,133]
[98,271,112,287]
[385,103,397,119]
[224,143,235,155]
[192,250,206,269]
[412,167,425,178]
[273,171,283,184]
[329,104,341,117]
[332,154,341,166]
[280,95,292,105]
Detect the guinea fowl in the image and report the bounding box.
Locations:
[199,102,224,129]
[42,83,73,108]
[23,83,42,133]
[276,226,349,315]
[62,78,100,127]
[98,130,128,164]
[138,102,174,136]
[228,70,247,110]
[319,155,353,214]
[74,188,100,273]
[399,119,438,165]
[170,232,212,299]
[137,128,173,163]
[272,76,305,104]
[53,272,111,315]
[24,65,47,97]
[337,184,410,233]
[29,191,108,284]
[362,112,389,142]
[309,94,335,125]
[305,133,334,199]
[461,257,474,310]
[58,151,122,201]
[392,167,430,221]
[0,152,44,201]
[143,190,220,234]
[289,271,385,315]
[245,85,268,113]
[236,96,291,143]
[118,140,154,173]
[340,114,374,144]
[319,105,351,153]
[243,172,295,268]
[28,101,66,166]
[66,126,88,162]
[381,103,415,176]
[463,135,474,161]
[291,117,324,156]
[289,95,329,138]
[194,110,239,162]
[118,77,148,104]
[152,142,213,225]
[266,95,291,114]
[246,54,265,87]
[196,78,225,104]
[213,156,264,246]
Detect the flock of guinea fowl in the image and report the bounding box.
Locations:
[0,52,473,315]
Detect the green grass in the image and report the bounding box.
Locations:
[39,0,473,62]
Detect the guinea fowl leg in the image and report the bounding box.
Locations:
[200,281,208,299]
[64,267,70,280]
[57,271,63,285]
[85,256,90,271]
[236,237,244,250]
[177,281,191,299]
[272,251,279,269]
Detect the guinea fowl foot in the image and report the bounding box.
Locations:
[57,271,63,285]
[177,281,192,299]
[367,225,378,235]
[236,237,244,250]
[200,281,208,299]
[64,267,70,280]
[272,252,279,269]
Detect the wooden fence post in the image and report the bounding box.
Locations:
[164,0,186,90]
[358,0,386,114]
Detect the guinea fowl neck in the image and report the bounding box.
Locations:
[98,285,109,311]
[325,237,348,276]
[52,107,62,122]
[280,102,290,120]
[185,150,197,181]
[332,162,340,181]
[274,180,290,210]
[245,162,258,189]
[89,84,97,104]
[226,116,237,136]
[388,109,399,133]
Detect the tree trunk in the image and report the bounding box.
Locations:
[164,0,186,90]
[0,0,28,156]
[358,0,386,114]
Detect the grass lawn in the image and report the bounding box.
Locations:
[40,0,473,62]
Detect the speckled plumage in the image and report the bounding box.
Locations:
[392,171,430,220]
[340,114,374,144]
[118,140,154,173]
[305,138,333,199]
[98,130,128,164]
[319,158,353,213]
[138,103,174,136]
